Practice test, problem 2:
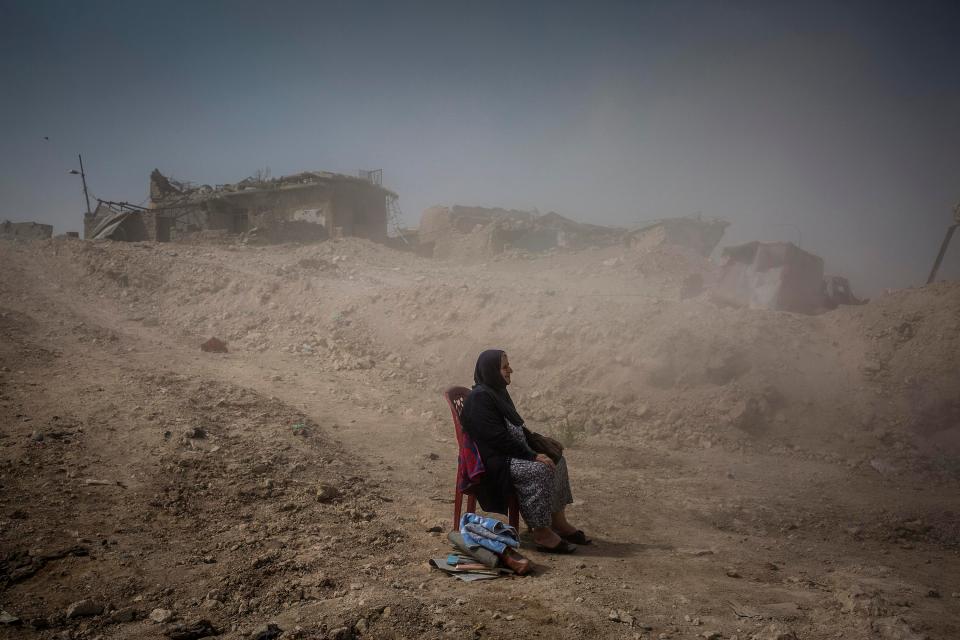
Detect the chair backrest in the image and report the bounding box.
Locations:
[443,385,471,447]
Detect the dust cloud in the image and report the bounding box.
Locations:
[2,2,960,640]
[1,223,958,639]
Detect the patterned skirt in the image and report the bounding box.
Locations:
[509,456,574,529]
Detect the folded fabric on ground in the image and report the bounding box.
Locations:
[459,513,520,555]
[428,556,510,582]
[447,531,500,568]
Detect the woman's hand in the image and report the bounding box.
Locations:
[535,453,556,470]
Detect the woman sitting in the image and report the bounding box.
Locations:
[461,349,590,553]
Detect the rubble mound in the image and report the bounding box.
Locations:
[19,237,960,474]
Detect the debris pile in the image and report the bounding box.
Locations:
[418,205,623,259]
[1,220,53,241]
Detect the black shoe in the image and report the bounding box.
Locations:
[559,529,592,545]
[535,540,577,554]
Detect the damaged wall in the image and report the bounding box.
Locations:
[419,205,622,258]
[626,217,729,257]
[148,170,390,244]
[1,220,53,240]
[712,241,826,314]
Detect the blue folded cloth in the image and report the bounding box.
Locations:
[459,513,519,555]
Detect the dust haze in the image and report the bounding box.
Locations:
[1,2,959,640]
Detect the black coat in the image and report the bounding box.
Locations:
[461,385,535,515]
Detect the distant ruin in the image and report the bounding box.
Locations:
[84,169,394,244]
[624,217,729,257]
[418,205,623,259]
[1,220,53,241]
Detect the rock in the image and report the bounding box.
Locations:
[837,586,887,616]
[149,608,174,624]
[608,610,620,622]
[725,568,742,578]
[30,431,44,442]
[871,616,926,640]
[184,427,206,439]
[702,633,722,640]
[166,619,219,640]
[316,483,341,503]
[329,626,353,640]
[354,617,369,633]
[109,606,139,623]
[200,337,228,353]
[66,599,103,618]
[0,609,20,625]
[750,623,799,640]
[250,623,283,640]
[870,458,897,475]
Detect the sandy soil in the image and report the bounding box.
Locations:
[1,236,958,640]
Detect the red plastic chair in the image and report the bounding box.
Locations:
[443,386,520,532]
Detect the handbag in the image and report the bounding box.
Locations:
[522,426,564,464]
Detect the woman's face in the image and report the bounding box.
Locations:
[500,353,513,385]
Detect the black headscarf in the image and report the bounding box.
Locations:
[473,349,524,426]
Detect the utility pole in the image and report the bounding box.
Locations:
[69,154,92,214]
[926,202,960,285]
[78,154,91,214]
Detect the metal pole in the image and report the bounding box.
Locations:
[78,154,91,214]
[926,224,958,284]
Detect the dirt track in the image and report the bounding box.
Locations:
[1,237,958,640]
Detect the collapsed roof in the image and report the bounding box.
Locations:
[149,169,396,206]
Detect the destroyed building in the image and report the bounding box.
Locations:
[1,220,53,241]
[418,205,623,259]
[712,241,826,314]
[624,217,729,257]
[84,169,394,244]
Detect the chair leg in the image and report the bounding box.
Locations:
[508,494,520,530]
[466,494,476,516]
[453,488,463,532]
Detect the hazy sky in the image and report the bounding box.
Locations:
[2,0,958,292]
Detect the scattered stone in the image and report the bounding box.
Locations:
[66,599,103,618]
[184,427,206,439]
[109,606,139,623]
[150,608,174,624]
[166,619,219,640]
[725,569,742,578]
[0,609,20,625]
[354,617,369,633]
[869,458,897,475]
[609,610,634,625]
[871,616,926,640]
[925,589,940,598]
[750,623,799,640]
[316,483,341,503]
[329,627,352,640]
[702,632,722,640]
[426,452,440,460]
[425,525,443,533]
[200,337,228,353]
[250,622,283,640]
[30,431,43,442]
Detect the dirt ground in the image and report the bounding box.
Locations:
[1,236,958,640]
